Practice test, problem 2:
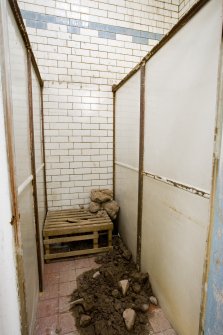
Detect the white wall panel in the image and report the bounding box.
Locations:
[7,4,31,187]
[144,0,222,192]
[115,164,138,260]
[18,185,38,332]
[115,70,140,259]
[141,1,223,335]
[0,51,21,335]
[141,177,209,335]
[115,71,140,169]
[32,67,43,169]
[7,4,39,333]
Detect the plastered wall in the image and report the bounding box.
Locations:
[17,0,179,209]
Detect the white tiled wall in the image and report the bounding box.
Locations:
[179,0,198,18]
[18,0,180,209]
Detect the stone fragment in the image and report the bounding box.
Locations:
[123,308,136,331]
[101,189,113,198]
[132,272,149,284]
[89,201,101,213]
[140,304,149,312]
[119,279,129,296]
[93,271,100,279]
[132,283,141,294]
[96,210,107,218]
[102,200,119,220]
[91,189,112,203]
[149,296,158,306]
[70,298,84,306]
[80,314,91,327]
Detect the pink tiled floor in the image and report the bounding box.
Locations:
[34,256,177,335]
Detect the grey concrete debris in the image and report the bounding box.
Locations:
[123,308,136,331]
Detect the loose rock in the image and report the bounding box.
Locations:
[93,271,100,279]
[140,304,149,312]
[80,315,91,327]
[119,279,129,296]
[149,296,158,306]
[102,200,119,220]
[91,189,112,203]
[123,308,136,331]
[89,202,101,213]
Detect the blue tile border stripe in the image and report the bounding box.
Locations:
[21,9,164,45]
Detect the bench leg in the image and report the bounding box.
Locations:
[45,237,50,263]
[93,232,99,249]
[108,229,112,247]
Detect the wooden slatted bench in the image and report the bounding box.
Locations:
[43,208,113,261]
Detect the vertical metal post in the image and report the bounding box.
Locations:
[112,89,116,199]
[136,63,145,270]
[27,49,43,292]
[40,85,48,215]
[0,0,28,333]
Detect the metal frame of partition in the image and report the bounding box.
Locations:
[112,0,222,333]
[0,0,47,333]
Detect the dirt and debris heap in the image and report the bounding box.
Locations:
[70,237,156,335]
[88,189,119,220]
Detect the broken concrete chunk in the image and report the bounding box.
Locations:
[93,271,100,279]
[91,189,112,203]
[149,296,158,306]
[80,314,91,327]
[102,200,119,220]
[101,189,113,198]
[119,279,129,296]
[123,308,136,331]
[89,201,101,213]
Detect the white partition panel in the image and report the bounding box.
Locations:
[7,3,39,333]
[141,1,222,335]
[115,71,140,259]
[32,66,46,274]
[143,0,221,192]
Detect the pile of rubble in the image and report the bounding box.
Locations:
[89,189,119,220]
[70,237,158,335]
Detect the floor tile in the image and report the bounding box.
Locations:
[39,283,59,301]
[88,256,100,269]
[74,257,90,269]
[75,267,89,278]
[149,309,172,333]
[37,298,58,318]
[44,272,60,288]
[44,262,64,274]
[59,296,72,314]
[34,315,59,335]
[59,280,77,297]
[60,270,76,283]
[59,312,77,334]
[58,260,76,272]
